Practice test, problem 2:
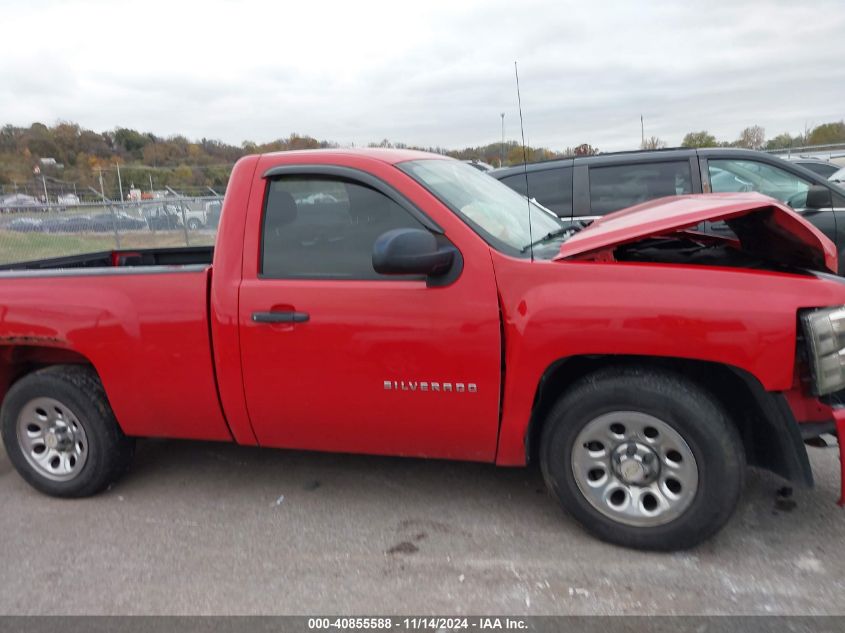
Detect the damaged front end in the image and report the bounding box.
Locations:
[555,192,838,275]
[555,193,845,503]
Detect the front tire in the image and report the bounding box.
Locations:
[540,366,744,551]
[1,365,134,497]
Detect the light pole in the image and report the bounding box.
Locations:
[98,168,106,203]
[500,113,505,167]
[640,114,644,148]
[116,161,124,203]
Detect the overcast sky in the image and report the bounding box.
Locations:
[1,0,843,152]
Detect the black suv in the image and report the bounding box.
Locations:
[491,148,845,273]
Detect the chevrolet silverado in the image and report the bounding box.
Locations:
[1,148,845,551]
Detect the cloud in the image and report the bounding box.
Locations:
[0,0,842,151]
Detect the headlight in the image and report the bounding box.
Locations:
[801,306,845,396]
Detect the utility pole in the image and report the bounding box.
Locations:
[640,115,644,147]
[98,169,106,202]
[42,175,49,205]
[500,113,505,167]
[149,174,154,195]
[95,171,120,249]
[116,162,124,202]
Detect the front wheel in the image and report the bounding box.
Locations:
[1,365,135,497]
[540,366,745,550]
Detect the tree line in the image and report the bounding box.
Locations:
[2,119,844,198]
[644,121,845,151]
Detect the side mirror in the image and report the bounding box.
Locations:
[806,184,833,209]
[372,228,455,276]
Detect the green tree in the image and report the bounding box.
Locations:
[114,128,151,154]
[807,121,845,145]
[765,133,796,150]
[681,131,717,148]
[173,164,194,185]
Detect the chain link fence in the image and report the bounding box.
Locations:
[0,196,222,265]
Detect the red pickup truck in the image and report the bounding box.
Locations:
[2,148,845,551]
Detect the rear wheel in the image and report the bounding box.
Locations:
[187,218,201,231]
[540,366,744,550]
[1,365,134,497]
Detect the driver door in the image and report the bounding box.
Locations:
[237,173,502,461]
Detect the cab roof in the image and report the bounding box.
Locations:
[258,147,448,165]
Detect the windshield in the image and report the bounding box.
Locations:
[399,159,565,256]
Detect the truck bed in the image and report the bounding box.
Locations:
[0,252,231,441]
[0,246,214,271]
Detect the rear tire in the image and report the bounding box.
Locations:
[540,366,744,551]
[1,365,134,497]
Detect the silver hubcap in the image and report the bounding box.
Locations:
[16,397,88,481]
[571,411,698,527]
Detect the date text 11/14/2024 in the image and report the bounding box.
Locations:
[307,617,527,630]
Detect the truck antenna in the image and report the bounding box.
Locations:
[514,61,534,262]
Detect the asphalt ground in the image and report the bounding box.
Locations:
[0,437,843,615]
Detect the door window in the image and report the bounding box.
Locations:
[500,167,574,216]
[588,161,693,214]
[261,177,425,279]
[708,159,816,208]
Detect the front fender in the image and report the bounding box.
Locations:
[490,254,845,465]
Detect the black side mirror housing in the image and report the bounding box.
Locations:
[806,184,833,209]
[372,228,455,277]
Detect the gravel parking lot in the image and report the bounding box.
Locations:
[1,438,843,615]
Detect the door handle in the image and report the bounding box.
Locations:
[252,311,310,324]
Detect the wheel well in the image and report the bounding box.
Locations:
[526,355,812,486]
[0,345,94,406]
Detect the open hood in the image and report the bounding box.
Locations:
[555,193,837,273]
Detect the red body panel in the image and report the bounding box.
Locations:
[0,269,231,441]
[209,154,261,445]
[490,255,845,464]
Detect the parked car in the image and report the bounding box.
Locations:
[1,149,845,552]
[178,206,207,231]
[143,204,183,230]
[299,192,340,205]
[87,212,146,232]
[492,148,845,273]
[5,217,44,232]
[0,194,41,213]
[782,156,842,179]
[204,200,222,229]
[56,193,80,206]
[42,216,89,233]
[42,212,146,233]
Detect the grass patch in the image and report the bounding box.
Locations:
[0,230,216,265]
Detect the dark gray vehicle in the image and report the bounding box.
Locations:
[783,156,841,179]
[491,148,845,273]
